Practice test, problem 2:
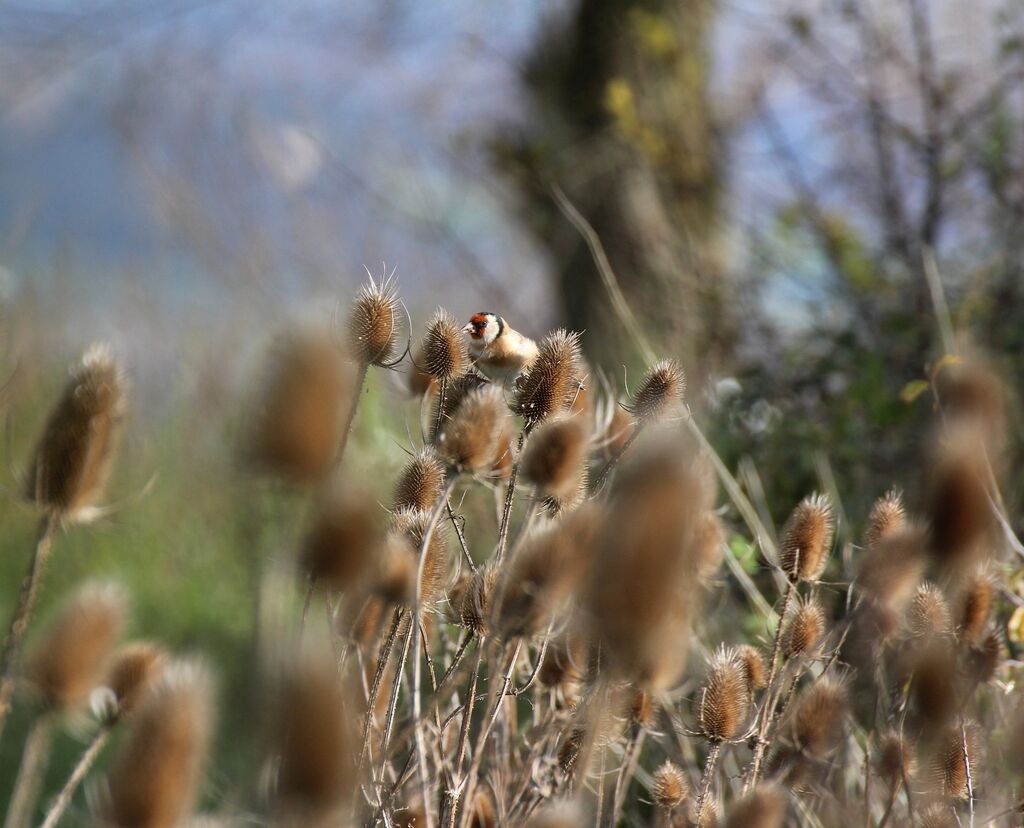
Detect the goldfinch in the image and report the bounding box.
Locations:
[462,312,538,385]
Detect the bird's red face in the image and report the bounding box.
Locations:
[462,312,499,344]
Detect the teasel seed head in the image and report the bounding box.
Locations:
[512,329,583,425]
[875,732,914,789]
[627,690,656,729]
[723,783,787,828]
[907,582,952,639]
[927,429,993,572]
[539,632,588,692]
[347,272,400,368]
[300,488,381,593]
[26,344,126,522]
[787,676,847,757]
[864,489,905,549]
[652,760,689,811]
[783,597,826,658]
[421,308,468,382]
[106,642,168,718]
[29,581,127,711]
[101,659,215,828]
[937,355,1006,442]
[521,414,590,506]
[735,645,767,690]
[273,649,354,820]
[393,448,446,511]
[437,385,511,475]
[929,721,979,800]
[918,804,958,828]
[911,641,959,724]
[957,567,996,645]
[699,646,753,742]
[249,329,349,483]
[557,727,585,776]
[967,627,1003,684]
[389,507,450,609]
[629,359,686,423]
[778,493,834,583]
[451,565,498,637]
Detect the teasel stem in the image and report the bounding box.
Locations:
[378,619,413,791]
[432,378,448,443]
[595,746,607,828]
[495,431,527,564]
[592,421,644,494]
[744,576,797,791]
[0,517,56,745]
[335,362,368,468]
[609,726,646,827]
[408,482,455,828]
[443,646,484,828]
[960,715,974,828]
[39,721,113,828]
[446,499,474,573]
[695,742,721,827]
[4,713,55,828]
[357,607,404,778]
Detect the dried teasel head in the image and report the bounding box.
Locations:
[778,494,834,583]
[539,632,588,693]
[512,329,583,425]
[911,641,959,724]
[698,646,753,742]
[864,489,905,549]
[629,359,686,423]
[450,565,498,637]
[937,355,1006,442]
[627,690,656,729]
[966,627,1003,684]
[300,488,381,593]
[918,804,958,828]
[584,435,707,689]
[957,567,996,645]
[373,534,417,607]
[421,308,468,382]
[907,582,952,639]
[783,597,827,658]
[29,581,127,711]
[723,783,787,828]
[26,344,126,522]
[652,760,689,812]
[249,329,349,483]
[926,428,994,573]
[734,645,767,691]
[521,414,590,509]
[347,271,400,367]
[929,721,980,800]
[786,676,847,758]
[437,385,512,475]
[101,659,215,828]
[875,732,914,789]
[393,448,446,512]
[106,642,168,718]
[389,507,450,608]
[273,649,354,821]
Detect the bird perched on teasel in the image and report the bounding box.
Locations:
[462,312,539,384]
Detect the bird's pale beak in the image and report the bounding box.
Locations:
[461,323,475,335]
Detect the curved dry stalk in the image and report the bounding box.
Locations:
[495,431,526,564]
[39,721,113,828]
[356,607,405,778]
[442,646,484,828]
[5,713,55,828]
[591,421,644,494]
[609,726,646,827]
[0,517,56,745]
[335,362,369,467]
[378,621,414,792]
[695,742,721,827]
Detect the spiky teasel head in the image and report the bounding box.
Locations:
[421,308,468,382]
[966,627,1003,684]
[584,435,707,689]
[907,582,952,639]
[911,641,959,723]
[373,534,417,607]
[347,271,400,367]
[437,385,511,475]
[393,448,446,511]
[25,344,126,522]
[273,648,354,819]
[787,676,847,757]
[778,494,834,583]
[699,646,753,741]
[101,659,215,828]
[450,565,498,637]
[723,784,787,828]
[918,804,958,828]
[513,329,582,426]
[389,507,450,608]
[301,488,381,593]
[249,329,349,483]
[521,414,590,507]
[652,760,689,812]
[957,566,996,645]
[783,597,827,658]
[875,732,914,789]
[106,642,167,719]
[735,645,767,690]
[929,721,980,800]
[927,428,994,572]
[629,359,686,423]
[29,581,127,711]
[864,489,905,549]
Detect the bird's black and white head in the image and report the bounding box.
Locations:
[462,312,503,346]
